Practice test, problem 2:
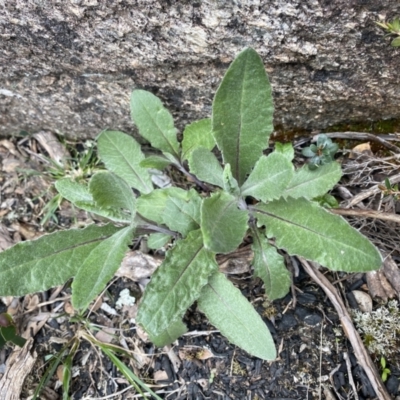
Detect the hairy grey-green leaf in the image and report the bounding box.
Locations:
[198,271,276,360]
[222,164,240,196]
[148,319,188,347]
[252,231,291,300]
[89,171,136,216]
[147,233,171,250]
[212,48,274,185]
[136,187,190,225]
[0,224,121,296]
[282,162,342,200]
[188,147,224,187]
[97,131,153,194]
[137,230,217,339]
[275,142,294,161]
[131,90,180,158]
[72,226,134,310]
[55,179,131,223]
[241,153,293,202]
[140,155,172,170]
[163,190,201,236]
[253,198,382,272]
[201,191,248,254]
[181,119,215,161]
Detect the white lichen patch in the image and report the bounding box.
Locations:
[116,288,136,309]
[352,300,400,357]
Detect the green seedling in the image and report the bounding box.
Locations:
[301,134,339,170]
[376,17,400,47]
[0,48,382,360]
[380,356,391,383]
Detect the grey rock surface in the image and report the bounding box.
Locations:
[1,0,400,139]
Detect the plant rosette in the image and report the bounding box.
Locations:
[0,48,382,360]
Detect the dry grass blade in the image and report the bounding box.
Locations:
[299,258,393,400]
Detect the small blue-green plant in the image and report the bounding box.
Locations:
[302,134,339,170]
[0,48,382,360]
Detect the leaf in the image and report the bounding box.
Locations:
[212,48,274,185]
[139,155,172,170]
[275,142,294,161]
[137,187,190,225]
[147,233,171,250]
[391,36,400,47]
[130,90,180,158]
[282,162,342,200]
[0,224,121,296]
[137,230,218,340]
[201,191,248,254]
[97,131,153,194]
[251,231,291,300]
[240,153,294,202]
[181,119,215,161]
[72,226,134,311]
[222,164,240,196]
[163,190,201,236]
[253,198,382,272]
[55,179,131,223]
[188,147,224,187]
[148,319,188,347]
[89,171,136,216]
[198,271,276,360]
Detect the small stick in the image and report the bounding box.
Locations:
[329,208,400,224]
[343,352,359,400]
[343,173,400,208]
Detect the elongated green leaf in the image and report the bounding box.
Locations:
[130,90,180,158]
[222,164,240,196]
[89,171,136,216]
[148,319,187,347]
[252,231,291,300]
[241,153,293,202]
[137,187,196,226]
[198,271,276,360]
[201,191,248,254]
[212,48,274,185]
[147,233,171,250]
[253,198,382,272]
[139,155,172,170]
[0,224,121,296]
[97,131,153,194]
[275,142,294,161]
[137,230,218,339]
[163,190,201,236]
[55,179,131,223]
[72,226,134,310]
[188,147,224,187]
[282,162,342,200]
[181,119,215,161]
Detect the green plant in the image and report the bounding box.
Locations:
[0,48,382,360]
[380,356,391,383]
[379,177,400,201]
[0,313,26,349]
[301,134,339,170]
[376,17,400,47]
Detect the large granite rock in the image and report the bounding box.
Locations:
[1,0,399,139]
